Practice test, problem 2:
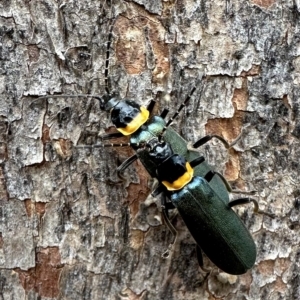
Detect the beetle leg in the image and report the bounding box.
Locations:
[189,159,256,195]
[105,154,138,184]
[100,132,124,140]
[229,198,275,218]
[161,195,178,259]
[196,245,211,273]
[160,108,169,119]
[151,184,165,197]
[193,134,231,149]
[80,129,100,136]
[196,245,204,268]
[203,170,217,183]
[189,156,205,168]
[193,134,242,149]
[189,158,256,194]
[203,170,256,195]
[116,154,138,174]
[211,171,231,190]
[146,99,156,114]
[161,194,176,220]
[230,189,257,195]
[161,209,177,259]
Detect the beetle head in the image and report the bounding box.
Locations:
[109,100,150,136]
[148,140,174,164]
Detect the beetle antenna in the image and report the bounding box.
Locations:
[29,94,103,109]
[158,86,197,140]
[30,19,116,109]
[104,19,116,95]
[76,142,145,149]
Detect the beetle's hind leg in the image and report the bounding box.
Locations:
[208,171,257,195]
[229,198,275,218]
[205,171,274,217]
[196,246,212,274]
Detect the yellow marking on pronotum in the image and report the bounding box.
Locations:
[117,107,150,136]
[162,162,194,191]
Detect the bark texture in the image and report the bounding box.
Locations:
[0,0,299,299]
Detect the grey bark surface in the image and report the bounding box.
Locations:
[0,0,299,299]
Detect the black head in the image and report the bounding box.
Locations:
[156,154,188,183]
[99,92,120,111]
[109,100,150,136]
[144,138,194,191]
[111,100,141,127]
[148,141,174,164]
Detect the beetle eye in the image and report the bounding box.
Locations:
[124,116,132,122]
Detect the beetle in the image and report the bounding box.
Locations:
[33,21,257,264]
[145,138,270,275]
[32,20,272,273]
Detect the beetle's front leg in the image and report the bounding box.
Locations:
[100,132,124,140]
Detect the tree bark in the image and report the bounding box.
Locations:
[0,0,299,299]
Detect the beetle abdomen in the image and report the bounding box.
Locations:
[171,177,257,275]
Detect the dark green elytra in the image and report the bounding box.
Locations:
[170,176,256,275]
[130,115,230,204]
